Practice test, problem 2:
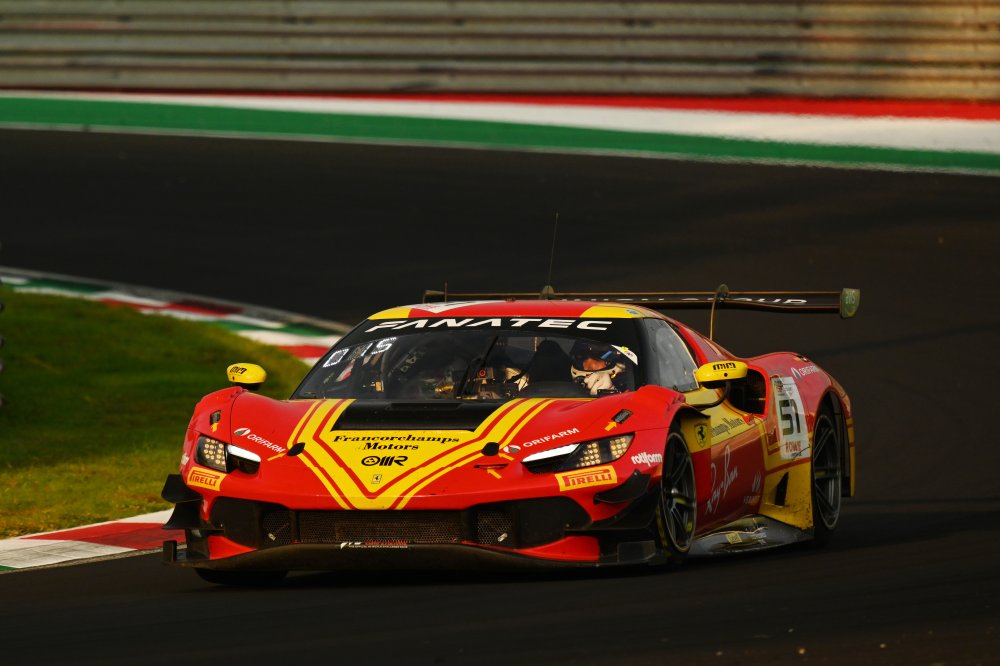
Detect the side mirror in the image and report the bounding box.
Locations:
[227,362,267,390]
[694,360,748,389]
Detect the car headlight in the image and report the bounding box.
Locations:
[522,434,634,474]
[195,435,261,474]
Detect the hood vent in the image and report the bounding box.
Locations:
[332,400,501,431]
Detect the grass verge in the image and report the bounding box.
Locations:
[0,288,308,538]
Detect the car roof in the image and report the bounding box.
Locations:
[368,300,664,320]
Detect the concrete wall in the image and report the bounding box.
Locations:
[1,1,998,99]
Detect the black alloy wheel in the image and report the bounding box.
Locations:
[811,409,843,545]
[657,430,697,562]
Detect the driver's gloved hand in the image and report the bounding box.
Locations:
[584,372,614,395]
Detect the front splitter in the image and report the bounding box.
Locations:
[163,540,616,572]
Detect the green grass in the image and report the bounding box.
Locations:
[0,288,308,538]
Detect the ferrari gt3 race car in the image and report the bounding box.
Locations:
[161,287,859,584]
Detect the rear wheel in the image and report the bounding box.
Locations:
[656,430,697,563]
[194,568,287,586]
[811,409,843,545]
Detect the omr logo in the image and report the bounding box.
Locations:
[234,427,251,436]
[362,455,408,467]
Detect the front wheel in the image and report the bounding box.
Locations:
[811,409,843,546]
[656,430,697,564]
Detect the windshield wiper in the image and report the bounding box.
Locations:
[455,336,500,398]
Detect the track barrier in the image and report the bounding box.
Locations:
[0,1,997,100]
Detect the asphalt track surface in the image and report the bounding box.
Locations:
[1,129,999,665]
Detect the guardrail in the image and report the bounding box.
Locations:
[0,1,998,99]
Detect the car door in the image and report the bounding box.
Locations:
[660,320,767,531]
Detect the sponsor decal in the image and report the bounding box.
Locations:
[712,361,738,371]
[711,416,747,438]
[502,444,521,453]
[229,366,249,375]
[187,467,224,491]
[416,301,492,313]
[233,427,286,453]
[371,474,383,485]
[744,471,763,505]
[774,377,810,460]
[556,465,618,491]
[706,445,739,515]
[790,364,821,380]
[521,427,580,448]
[330,433,459,444]
[586,296,809,306]
[362,442,419,451]
[362,455,408,467]
[338,541,408,550]
[323,337,396,368]
[365,318,613,333]
[630,452,663,466]
[727,297,807,305]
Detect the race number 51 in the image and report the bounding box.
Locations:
[774,377,809,460]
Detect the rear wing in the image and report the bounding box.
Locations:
[423,284,861,319]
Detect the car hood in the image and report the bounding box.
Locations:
[191,387,680,510]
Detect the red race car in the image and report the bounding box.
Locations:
[162,286,859,584]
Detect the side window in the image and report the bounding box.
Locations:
[640,319,699,392]
[682,329,727,364]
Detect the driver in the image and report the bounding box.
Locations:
[570,340,628,396]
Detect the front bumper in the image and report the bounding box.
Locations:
[161,473,662,570]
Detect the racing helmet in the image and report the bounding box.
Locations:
[569,340,619,373]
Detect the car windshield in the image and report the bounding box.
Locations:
[294,319,641,401]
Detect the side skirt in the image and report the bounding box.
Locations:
[689,515,813,556]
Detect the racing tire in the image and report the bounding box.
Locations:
[194,568,287,587]
[811,408,843,547]
[656,429,697,564]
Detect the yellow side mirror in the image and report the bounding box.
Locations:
[694,360,748,388]
[227,362,267,390]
